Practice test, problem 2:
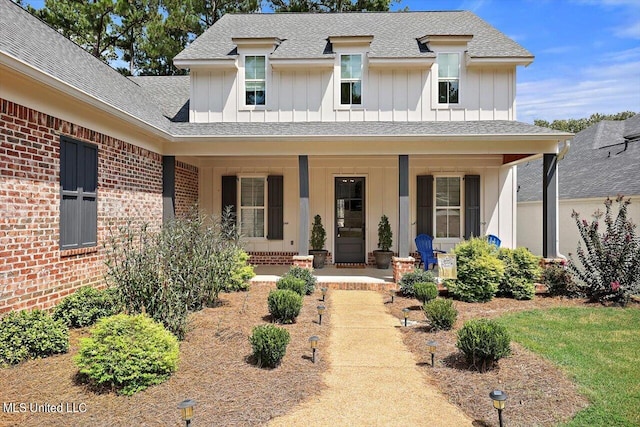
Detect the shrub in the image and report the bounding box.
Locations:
[398,269,435,297]
[543,263,582,297]
[568,196,640,305]
[74,314,179,395]
[105,207,253,339]
[497,247,541,300]
[52,286,121,328]
[310,214,326,251]
[456,319,511,372]
[377,215,393,251]
[283,266,317,295]
[447,238,505,303]
[276,276,306,296]
[423,298,457,330]
[267,289,303,323]
[414,282,438,303]
[0,309,69,367]
[225,249,255,292]
[249,324,291,368]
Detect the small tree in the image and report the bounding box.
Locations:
[569,196,640,305]
[310,214,326,251]
[377,215,393,251]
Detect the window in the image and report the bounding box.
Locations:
[240,177,265,238]
[435,177,461,238]
[438,53,459,104]
[60,136,97,249]
[340,54,362,105]
[245,55,266,106]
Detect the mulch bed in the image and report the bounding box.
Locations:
[388,294,594,427]
[0,283,329,426]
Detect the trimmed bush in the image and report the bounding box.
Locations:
[74,314,179,395]
[53,286,121,327]
[543,263,582,297]
[267,289,303,323]
[447,238,505,302]
[283,266,317,295]
[0,309,69,367]
[423,298,458,330]
[414,282,438,304]
[276,276,306,296]
[249,324,291,368]
[497,247,541,300]
[456,319,511,372]
[398,269,436,297]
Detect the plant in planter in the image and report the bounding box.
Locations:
[309,214,327,269]
[373,215,393,269]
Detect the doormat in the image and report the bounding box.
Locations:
[335,263,367,269]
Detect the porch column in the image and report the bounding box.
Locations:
[162,156,175,224]
[542,153,558,258]
[298,155,309,255]
[399,155,409,258]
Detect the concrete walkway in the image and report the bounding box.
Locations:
[268,290,472,426]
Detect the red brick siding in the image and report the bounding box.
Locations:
[0,99,163,313]
[175,160,198,218]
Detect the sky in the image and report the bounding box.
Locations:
[22,0,640,124]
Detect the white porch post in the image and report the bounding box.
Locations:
[399,155,409,258]
[298,155,309,255]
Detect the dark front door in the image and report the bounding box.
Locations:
[335,177,365,263]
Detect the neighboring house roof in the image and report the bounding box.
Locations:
[174,11,533,62]
[517,114,640,202]
[0,0,171,132]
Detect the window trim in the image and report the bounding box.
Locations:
[240,54,268,110]
[59,135,98,250]
[238,175,267,240]
[433,175,463,241]
[339,54,363,106]
[437,52,460,105]
[334,52,366,110]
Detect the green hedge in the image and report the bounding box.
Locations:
[398,269,436,297]
[267,289,303,324]
[282,266,317,295]
[249,324,291,368]
[414,282,438,304]
[497,247,541,300]
[456,318,511,372]
[423,298,457,330]
[53,286,121,327]
[276,276,306,296]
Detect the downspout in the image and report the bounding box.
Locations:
[555,139,572,259]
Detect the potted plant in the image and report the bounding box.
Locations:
[309,214,327,269]
[373,215,393,269]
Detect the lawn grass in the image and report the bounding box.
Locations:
[498,307,640,426]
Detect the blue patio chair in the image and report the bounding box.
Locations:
[487,234,501,248]
[415,234,446,270]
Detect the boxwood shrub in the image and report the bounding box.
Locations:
[497,247,541,300]
[456,318,511,372]
[276,276,306,296]
[267,289,303,324]
[447,238,505,302]
[414,282,439,303]
[0,309,69,367]
[53,286,121,328]
[249,324,291,368]
[422,298,457,330]
[398,269,435,297]
[74,313,179,395]
[283,266,317,295]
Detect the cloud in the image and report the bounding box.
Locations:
[614,21,640,39]
[516,51,640,123]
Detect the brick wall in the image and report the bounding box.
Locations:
[0,99,163,313]
[175,160,199,218]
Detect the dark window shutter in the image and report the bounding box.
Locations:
[221,176,237,222]
[416,175,433,236]
[60,136,97,249]
[267,175,283,240]
[464,175,480,239]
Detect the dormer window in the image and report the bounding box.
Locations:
[340,54,362,105]
[438,53,459,104]
[245,55,266,106]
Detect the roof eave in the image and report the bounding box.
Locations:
[466,55,534,67]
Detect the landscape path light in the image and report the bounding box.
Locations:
[489,389,507,427]
[389,288,395,303]
[309,335,319,363]
[178,399,196,427]
[427,340,437,367]
[317,304,326,325]
[402,308,410,327]
[320,287,328,302]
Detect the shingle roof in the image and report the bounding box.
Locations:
[130,76,190,122]
[175,11,533,62]
[517,115,640,201]
[0,0,170,132]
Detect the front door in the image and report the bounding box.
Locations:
[335,177,365,263]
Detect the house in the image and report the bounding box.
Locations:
[0,0,571,313]
[517,114,640,257]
